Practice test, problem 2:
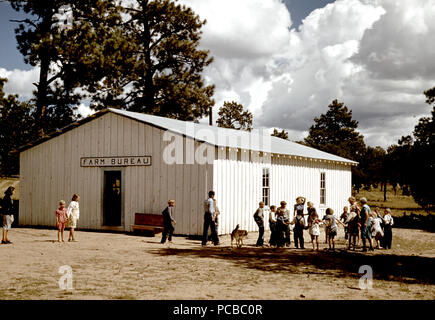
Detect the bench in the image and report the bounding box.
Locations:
[131,213,164,236]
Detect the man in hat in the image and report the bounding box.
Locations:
[161,200,176,244]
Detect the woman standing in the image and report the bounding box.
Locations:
[67,194,80,242]
[1,186,15,244]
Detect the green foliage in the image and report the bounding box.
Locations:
[304,99,366,160]
[9,0,215,127]
[271,128,289,140]
[104,0,216,121]
[9,0,81,134]
[384,88,435,210]
[408,89,435,210]
[0,78,35,176]
[216,101,253,131]
[304,99,366,190]
[359,146,386,186]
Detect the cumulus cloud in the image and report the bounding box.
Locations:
[1,0,434,148]
[0,67,39,100]
[184,0,435,148]
[181,0,292,117]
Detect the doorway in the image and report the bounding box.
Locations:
[103,171,122,226]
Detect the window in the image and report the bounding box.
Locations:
[262,168,270,206]
[320,172,326,205]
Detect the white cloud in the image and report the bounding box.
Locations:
[2,0,434,148]
[255,0,434,148]
[181,0,292,119]
[0,67,39,100]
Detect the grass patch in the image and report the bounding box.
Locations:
[357,185,434,231]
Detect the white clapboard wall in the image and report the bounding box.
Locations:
[213,150,352,235]
[19,112,213,235]
[20,110,352,236]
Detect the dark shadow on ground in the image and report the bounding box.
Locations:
[147,246,435,285]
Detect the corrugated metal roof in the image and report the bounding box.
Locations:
[109,108,357,165]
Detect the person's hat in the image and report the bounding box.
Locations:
[360,197,367,204]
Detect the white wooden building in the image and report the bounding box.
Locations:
[18,108,357,235]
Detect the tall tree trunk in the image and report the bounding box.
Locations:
[140,0,155,113]
[35,55,50,137]
[383,182,387,202]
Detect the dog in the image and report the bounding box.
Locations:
[231,224,248,248]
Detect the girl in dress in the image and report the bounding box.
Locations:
[307,202,321,250]
[67,194,80,242]
[55,200,68,242]
[371,211,384,249]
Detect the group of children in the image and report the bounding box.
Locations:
[55,194,81,242]
[340,196,394,252]
[254,196,394,252]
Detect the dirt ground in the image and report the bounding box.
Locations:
[0,226,434,300]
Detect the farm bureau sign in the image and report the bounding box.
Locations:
[80,156,152,167]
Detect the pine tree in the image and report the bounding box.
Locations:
[304,99,366,191]
[216,101,253,131]
[0,78,35,176]
[271,129,289,140]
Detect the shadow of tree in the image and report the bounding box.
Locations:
[147,247,435,285]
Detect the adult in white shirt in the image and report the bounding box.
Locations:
[67,193,80,242]
[253,201,268,246]
[202,191,219,246]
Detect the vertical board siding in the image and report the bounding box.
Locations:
[214,153,352,234]
[19,112,351,235]
[19,112,214,235]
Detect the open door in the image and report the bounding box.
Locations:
[103,171,122,226]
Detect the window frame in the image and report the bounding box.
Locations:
[320,171,326,205]
[262,167,270,206]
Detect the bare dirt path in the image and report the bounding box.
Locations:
[0,227,434,300]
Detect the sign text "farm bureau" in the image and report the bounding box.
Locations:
[80,156,152,167]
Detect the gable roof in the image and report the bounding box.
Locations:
[18,108,357,165]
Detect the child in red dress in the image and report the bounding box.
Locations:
[55,200,68,242]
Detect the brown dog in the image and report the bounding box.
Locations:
[231,224,248,248]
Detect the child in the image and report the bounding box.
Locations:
[293,196,306,217]
[208,199,220,243]
[348,197,361,245]
[346,211,359,251]
[67,193,80,242]
[275,208,290,248]
[290,210,306,249]
[340,206,349,240]
[382,208,394,249]
[268,205,278,247]
[371,211,384,249]
[323,208,344,251]
[279,201,291,247]
[307,202,321,250]
[55,200,68,242]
